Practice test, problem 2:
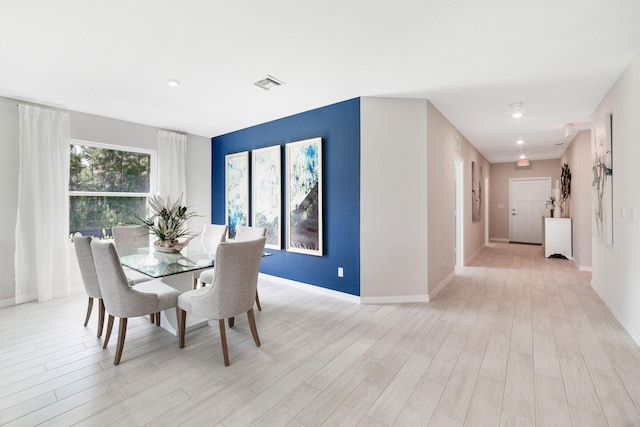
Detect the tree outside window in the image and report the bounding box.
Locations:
[69,142,154,238]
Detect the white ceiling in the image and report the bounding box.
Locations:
[1,1,639,163]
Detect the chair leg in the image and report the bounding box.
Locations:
[155,312,161,326]
[228,317,234,327]
[103,315,114,349]
[84,297,93,326]
[97,299,105,338]
[218,319,230,366]
[178,308,186,348]
[255,290,262,311]
[247,308,261,347]
[114,318,128,365]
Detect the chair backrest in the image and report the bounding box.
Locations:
[200,224,227,253]
[190,237,266,320]
[112,225,149,256]
[235,226,266,241]
[91,240,158,318]
[73,234,101,299]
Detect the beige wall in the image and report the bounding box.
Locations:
[427,101,489,293]
[559,130,592,270]
[489,159,561,241]
[0,96,211,305]
[591,52,640,343]
[360,97,429,301]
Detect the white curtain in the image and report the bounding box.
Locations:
[15,105,71,303]
[157,130,187,203]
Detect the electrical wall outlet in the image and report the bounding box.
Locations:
[338,267,344,278]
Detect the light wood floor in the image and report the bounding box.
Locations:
[2,243,640,426]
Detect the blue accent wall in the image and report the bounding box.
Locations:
[212,98,361,295]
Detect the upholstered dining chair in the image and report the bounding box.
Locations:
[192,224,227,289]
[177,237,266,366]
[73,234,105,338]
[91,240,181,365]
[235,226,266,311]
[197,225,266,310]
[111,225,153,286]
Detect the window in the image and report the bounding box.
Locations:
[69,140,155,238]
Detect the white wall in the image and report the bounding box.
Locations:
[591,52,640,344]
[0,96,211,305]
[559,130,592,270]
[360,97,429,302]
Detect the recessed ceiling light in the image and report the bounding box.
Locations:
[510,102,523,118]
[166,79,180,87]
[516,139,524,145]
[254,75,284,91]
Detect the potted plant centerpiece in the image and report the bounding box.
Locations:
[546,196,557,218]
[139,195,198,252]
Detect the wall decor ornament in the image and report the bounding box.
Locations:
[592,113,613,245]
[252,145,282,250]
[471,161,482,222]
[225,151,249,239]
[560,163,571,217]
[286,137,323,256]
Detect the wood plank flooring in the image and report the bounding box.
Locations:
[2,242,640,426]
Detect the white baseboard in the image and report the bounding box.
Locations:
[259,273,361,304]
[578,264,592,272]
[490,238,509,243]
[260,273,432,305]
[466,244,485,264]
[0,297,16,308]
[591,278,640,346]
[360,295,428,304]
[428,271,455,301]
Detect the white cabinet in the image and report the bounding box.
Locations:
[542,217,572,259]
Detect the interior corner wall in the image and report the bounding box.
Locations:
[0,95,211,305]
[559,130,592,270]
[360,97,428,300]
[426,101,489,291]
[489,159,561,241]
[590,52,640,343]
[211,98,361,296]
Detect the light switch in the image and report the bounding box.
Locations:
[621,208,626,219]
[630,208,637,221]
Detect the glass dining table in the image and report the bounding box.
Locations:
[119,244,216,335]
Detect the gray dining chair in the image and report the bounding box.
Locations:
[198,225,266,310]
[91,240,181,365]
[192,224,227,289]
[111,224,154,287]
[73,234,105,338]
[177,237,266,366]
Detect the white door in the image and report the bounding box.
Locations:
[509,177,551,244]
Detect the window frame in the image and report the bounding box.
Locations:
[69,138,157,232]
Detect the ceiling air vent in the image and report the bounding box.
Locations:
[254,75,284,91]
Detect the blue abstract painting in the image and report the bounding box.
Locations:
[286,137,323,256]
[252,145,281,249]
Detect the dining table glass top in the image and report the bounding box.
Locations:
[119,244,215,278]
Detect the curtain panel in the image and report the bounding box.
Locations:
[15,104,71,303]
[157,130,187,204]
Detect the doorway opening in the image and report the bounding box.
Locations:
[454,158,464,267]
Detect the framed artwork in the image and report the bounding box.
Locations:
[285,137,323,256]
[472,161,482,222]
[252,145,281,250]
[592,113,613,245]
[225,151,249,239]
